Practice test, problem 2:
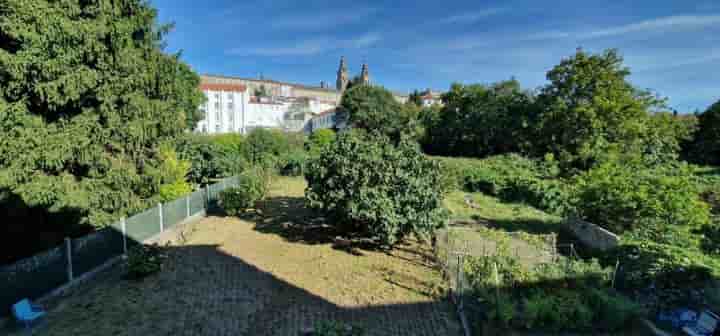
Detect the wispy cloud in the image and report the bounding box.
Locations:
[272,8,378,30]
[226,33,382,57]
[437,8,507,24]
[528,15,720,40]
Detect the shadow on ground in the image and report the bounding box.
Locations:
[3,220,460,336]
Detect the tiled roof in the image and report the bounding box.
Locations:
[200,83,247,92]
[202,74,338,93]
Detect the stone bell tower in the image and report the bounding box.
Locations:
[336,56,349,92]
[360,62,370,85]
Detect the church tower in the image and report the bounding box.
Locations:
[360,62,370,85]
[336,56,349,92]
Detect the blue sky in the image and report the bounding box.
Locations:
[153,0,720,112]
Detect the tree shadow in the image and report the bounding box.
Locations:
[215,196,384,256]
[2,224,461,335]
[0,190,93,265]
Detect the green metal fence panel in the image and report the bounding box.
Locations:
[190,190,205,214]
[163,197,187,229]
[126,207,160,244]
[71,226,124,276]
[0,244,67,314]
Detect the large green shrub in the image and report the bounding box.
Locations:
[571,161,710,234]
[218,168,271,215]
[305,132,448,246]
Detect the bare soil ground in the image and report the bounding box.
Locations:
[11,177,461,336]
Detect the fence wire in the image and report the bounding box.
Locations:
[0,176,238,315]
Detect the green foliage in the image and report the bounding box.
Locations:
[571,161,710,234]
[529,49,664,172]
[604,241,719,307]
[422,80,534,157]
[0,0,204,227]
[447,154,570,215]
[245,128,291,167]
[126,244,167,279]
[218,168,270,215]
[154,144,192,202]
[305,132,448,246]
[313,320,365,336]
[306,129,336,157]
[522,290,593,331]
[340,85,419,141]
[689,99,720,165]
[278,150,307,177]
[463,251,638,332]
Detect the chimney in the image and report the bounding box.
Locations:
[320,81,326,89]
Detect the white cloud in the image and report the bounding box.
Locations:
[528,15,720,41]
[438,8,507,24]
[272,8,378,30]
[226,33,382,57]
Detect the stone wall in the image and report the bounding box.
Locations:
[564,217,620,251]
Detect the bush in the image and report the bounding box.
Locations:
[244,128,291,166]
[305,132,448,246]
[279,150,307,176]
[218,168,271,215]
[126,244,167,279]
[605,241,717,294]
[571,161,710,234]
[306,129,336,157]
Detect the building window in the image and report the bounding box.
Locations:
[216,111,221,121]
[214,102,220,110]
[227,103,234,110]
[227,93,233,101]
[215,124,221,133]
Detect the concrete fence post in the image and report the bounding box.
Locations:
[121,217,127,255]
[186,195,191,218]
[65,238,73,282]
[158,203,164,232]
[206,185,211,209]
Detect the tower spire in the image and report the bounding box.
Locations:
[336,56,349,92]
[360,62,369,85]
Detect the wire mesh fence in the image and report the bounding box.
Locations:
[435,224,599,334]
[0,176,238,315]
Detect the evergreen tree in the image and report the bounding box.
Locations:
[689,100,720,165]
[0,0,204,227]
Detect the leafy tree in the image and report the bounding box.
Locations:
[408,89,424,107]
[0,0,203,226]
[253,85,269,97]
[305,131,448,246]
[244,128,289,166]
[530,49,661,172]
[688,99,720,165]
[306,128,336,156]
[340,85,419,141]
[422,80,534,157]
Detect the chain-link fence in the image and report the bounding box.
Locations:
[0,176,239,315]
